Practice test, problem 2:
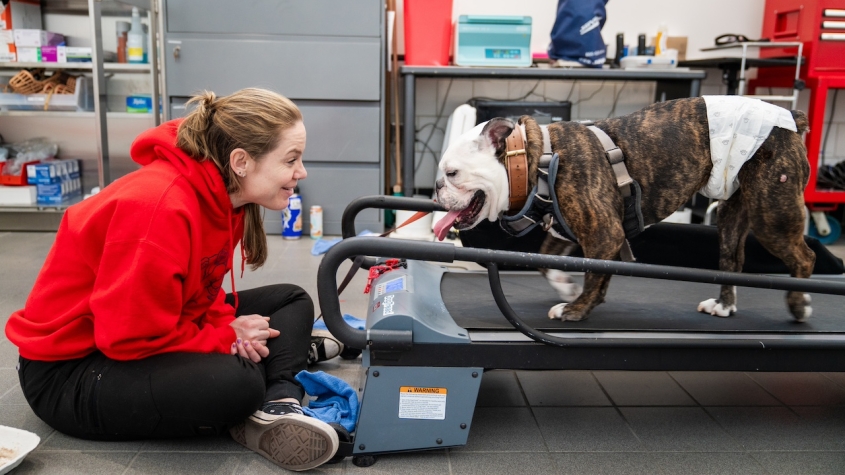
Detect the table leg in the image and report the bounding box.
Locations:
[403,73,416,197]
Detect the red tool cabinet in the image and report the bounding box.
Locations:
[750,0,845,212]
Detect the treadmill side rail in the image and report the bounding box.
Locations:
[353,366,483,455]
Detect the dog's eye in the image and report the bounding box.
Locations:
[446,170,458,178]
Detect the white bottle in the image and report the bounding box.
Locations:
[127,7,145,63]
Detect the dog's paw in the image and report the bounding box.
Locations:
[548,303,567,320]
[697,298,736,318]
[549,303,589,321]
[546,269,582,303]
[791,293,813,322]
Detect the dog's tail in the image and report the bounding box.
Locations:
[791,109,809,135]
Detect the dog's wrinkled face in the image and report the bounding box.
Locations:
[433,118,515,240]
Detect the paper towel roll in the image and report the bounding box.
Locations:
[394,209,434,239]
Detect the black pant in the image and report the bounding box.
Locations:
[17,284,314,440]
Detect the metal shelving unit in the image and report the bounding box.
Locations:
[0,0,161,189]
[0,61,152,72]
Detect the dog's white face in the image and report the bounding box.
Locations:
[433,118,515,240]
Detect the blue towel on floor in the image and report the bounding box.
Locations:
[310,231,380,256]
[313,314,365,332]
[310,237,342,256]
[295,371,359,433]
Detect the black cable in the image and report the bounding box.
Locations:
[487,262,575,347]
[606,82,626,118]
[413,79,454,191]
[571,81,607,106]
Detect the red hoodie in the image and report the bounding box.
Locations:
[5,119,243,361]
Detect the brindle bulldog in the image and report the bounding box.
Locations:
[433,96,815,322]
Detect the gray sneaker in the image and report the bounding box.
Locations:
[230,402,339,471]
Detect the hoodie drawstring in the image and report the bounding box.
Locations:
[228,206,239,310]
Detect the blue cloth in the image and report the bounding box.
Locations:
[295,371,359,433]
[310,237,341,256]
[313,314,365,332]
[309,230,380,256]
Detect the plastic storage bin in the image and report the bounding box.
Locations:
[0,75,94,111]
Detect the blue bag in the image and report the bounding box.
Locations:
[547,0,608,68]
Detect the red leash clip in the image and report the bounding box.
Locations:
[363,259,403,294]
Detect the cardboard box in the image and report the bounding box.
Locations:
[0,0,42,31]
[13,29,64,48]
[36,178,81,204]
[63,46,92,62]
[0,29,14,61]
[126,95,152,113]
[41,44,59,62]
[27,160,81,185]
[649,36,688,61]
[1,0,42,63]
[29,160,81,204]
[0,185,36,205]
[15,45,39,62]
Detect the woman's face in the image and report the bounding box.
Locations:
[232,121,307,210]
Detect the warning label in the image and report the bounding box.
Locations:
[398,386,447,420]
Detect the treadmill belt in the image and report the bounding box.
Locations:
[441,272,845,333]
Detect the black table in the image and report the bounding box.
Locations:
[678,56,804,95]
[400,65,707,197]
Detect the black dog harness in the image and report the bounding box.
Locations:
[499,123,645,261]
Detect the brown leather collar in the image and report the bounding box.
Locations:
[504,125,529,215]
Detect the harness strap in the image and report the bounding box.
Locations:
[504,126,529,214]
[586,125,633,198]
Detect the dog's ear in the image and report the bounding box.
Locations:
[480,117,514,157]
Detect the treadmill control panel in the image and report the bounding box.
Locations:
[375,275,407,296]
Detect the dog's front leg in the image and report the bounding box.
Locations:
[548,271,613,321]
[539,234,582,303]
[548,224,625,321]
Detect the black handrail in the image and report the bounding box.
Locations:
[340,195,444,270]
[342,195,443,239]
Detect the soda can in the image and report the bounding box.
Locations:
[310,205,323,239]
[282,193,303,239]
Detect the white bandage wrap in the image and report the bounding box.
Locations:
[701,96,797,200]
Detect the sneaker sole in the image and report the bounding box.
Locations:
[234,414,339,472]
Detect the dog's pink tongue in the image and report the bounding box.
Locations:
[433,210,461,241]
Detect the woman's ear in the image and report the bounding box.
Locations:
[229,148,249,177]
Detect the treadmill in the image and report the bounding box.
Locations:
[318,196,845,465]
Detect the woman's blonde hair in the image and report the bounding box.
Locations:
[176,88,302,269]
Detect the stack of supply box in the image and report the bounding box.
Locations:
[13,29,65,62]
[26,159,82,204]
[1,0,94,63]
[0,0,42,62]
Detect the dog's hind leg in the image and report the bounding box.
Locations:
[736,141,816,321]
[698,194,749,317]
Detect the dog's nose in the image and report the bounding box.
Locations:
[435,178,444,191]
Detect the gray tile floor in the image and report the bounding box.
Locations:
[1,231,844,474]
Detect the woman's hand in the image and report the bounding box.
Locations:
[229,314,280,363]
[230,338,268,363]
[230,314,280,346]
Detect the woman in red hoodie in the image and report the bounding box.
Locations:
[5,88,340,471]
